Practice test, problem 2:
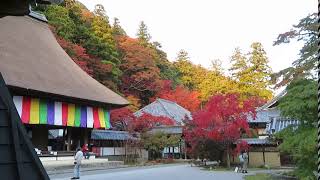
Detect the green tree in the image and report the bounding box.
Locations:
[276,78,317,180]
[229,47,248,81]
[91,4,119,64]
[150,42,181,86]
[112,17,126,36]
[278,78,317,125]
[45,5,76,40]
[247,42,273,99]
[174,50,206,90]
[136,21,151,46]
[142,132,181,160]
[229,43,273,100]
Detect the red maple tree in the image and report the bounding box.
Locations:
[111,108,175,133]
[152,80,201,112]
[184,93,258,167]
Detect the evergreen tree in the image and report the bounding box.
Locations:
[229,48,248,80]
[91,4,120,65]
[248,42,272,90]
[112,18,126,36]
[176,49,190,62]
[229,44,272,100]
[136,21,151,46]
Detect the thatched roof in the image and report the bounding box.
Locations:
[0,16,128,107]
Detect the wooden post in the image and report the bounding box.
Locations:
[67,127,71,151]
[263,146,266,165]
[172,146,175,159]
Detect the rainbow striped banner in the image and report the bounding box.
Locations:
[12,96,111,129]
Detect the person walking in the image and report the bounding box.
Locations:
[242,151,248,173]
[71,148,83,179]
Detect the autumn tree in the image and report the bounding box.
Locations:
[186,94,257,168]
[152,80,201,112]
[116,36,161,105]
[56,36,93,76]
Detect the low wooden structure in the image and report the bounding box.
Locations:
[231,138,280,168]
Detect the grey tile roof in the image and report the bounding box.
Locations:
[150,126,183,134]
[256,90,286,111]
[247,108,281,123]
[134,98,192,124]
[247,90,300,134]
[91,130,135,141]
[248,90,286,123]
[237,138,275,145]
[267,118,299,134]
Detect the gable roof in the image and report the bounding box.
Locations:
[248,90,287,123]
[0,16,128,107]
[256,90,287,111]
[134,98,192,124]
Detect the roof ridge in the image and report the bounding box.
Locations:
[157,98,176,104]
[257,90,287,111]
[134,100,160,115]
[157,99,176,120]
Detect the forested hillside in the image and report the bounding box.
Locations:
[35,1,273,112]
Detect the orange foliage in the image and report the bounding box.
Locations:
[116,36,161,103]
[153,80,201,112]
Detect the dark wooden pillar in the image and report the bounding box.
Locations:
[67,127,71,151]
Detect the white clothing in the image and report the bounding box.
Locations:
[74,150,84,165]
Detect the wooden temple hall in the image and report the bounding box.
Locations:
[0,13,129,152]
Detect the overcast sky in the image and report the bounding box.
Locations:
[78,0,316,73]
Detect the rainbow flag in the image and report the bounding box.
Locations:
[13,96,111,129]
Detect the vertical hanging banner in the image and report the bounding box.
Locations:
[12,96,111,129]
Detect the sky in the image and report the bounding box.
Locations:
[78,0,316,73]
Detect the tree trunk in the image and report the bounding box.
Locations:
[226,146,231,169]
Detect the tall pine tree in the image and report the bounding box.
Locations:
[91,4,119,64]
[229,44,272,100]
[112,17,126,36]
[229,47,248,80]
[247,42,272,99]
[137,21,151,46]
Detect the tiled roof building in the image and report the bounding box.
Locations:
[134,98,192,125]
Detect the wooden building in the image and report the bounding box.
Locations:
[0,13,128,152]
[135,99,190,159]
[243,91,299,167]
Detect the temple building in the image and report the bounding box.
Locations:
[135,98,191,159]
[0,13,128,152]
[232,91,300,167]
